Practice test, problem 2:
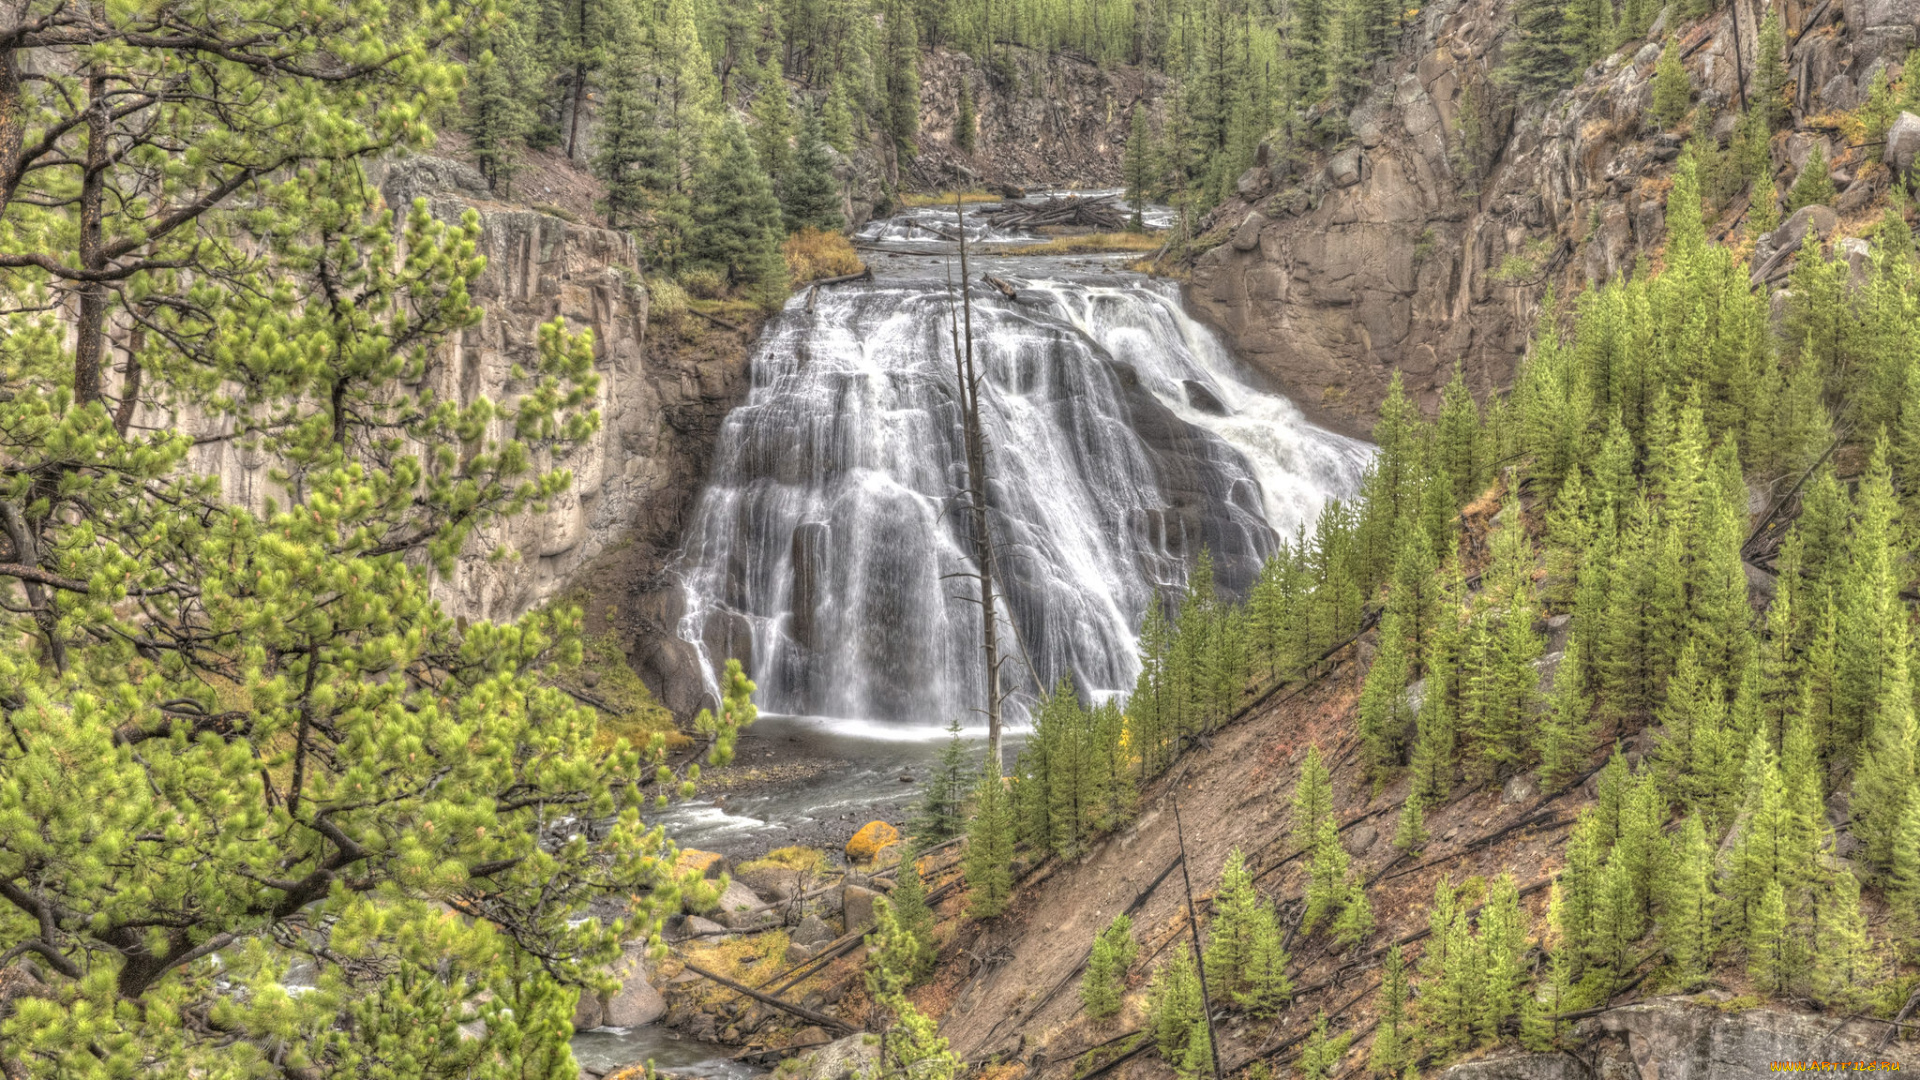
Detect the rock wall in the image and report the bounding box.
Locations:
[1188,0,1907,432]
[184,156,750,626]
[1445,999,1910,1080]
[912,46,1170,191]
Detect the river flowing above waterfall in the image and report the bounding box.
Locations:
[673,261,1370,725]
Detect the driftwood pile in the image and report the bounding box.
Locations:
[978,194,1127,230]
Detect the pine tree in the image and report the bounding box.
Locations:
[965,763,1016,918]
[783,106,844,228]
[1652,37,1692,128]
[911,720,974,848]
[1746,877,1792,995]
[1239,909,1294,1018]
[751,71,797,181]
[692,118,791,307]
[1849,622,1916,868]
[1299,1012,1354,1080]
[1436,366,1485,507]
[1126,106,1160,229]
[1655,814,1716,988]
[1754,7,1791,131]
[867,894,932,994]
[891,857,937,981]
[823,78,856,154]
[1393,793,1429,854]
[1537,633,1597,792]
[1204,848,1265,995]
[1147,951,1205,1064]
[592,40,659,229]
[1358,615,1414,787]
[464,13,539,193]
[1889,796,1920,928]
[1293,744,1336,852]
[955,75,978,154]
[1418,877,1480,1056]
[1083,914,1137,1022]
[1368,945,1413,1077]
[1498,0,1580,99]
[1785,144,1836,213]
[1563,0,1616,67]
[0,7,714,1062]
[881,0,921,154]
[1810,870,1880,1011]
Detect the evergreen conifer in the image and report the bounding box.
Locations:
[1083,914,1137,1022]
[782,107,846,233]
[692,118,790,307]
[1785,145,1836,212]
[964,764,1016,918]
[1652,37,1692,128]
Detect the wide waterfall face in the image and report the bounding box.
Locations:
[675,271,1370,724]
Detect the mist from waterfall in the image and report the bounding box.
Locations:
[674,271,1370,725]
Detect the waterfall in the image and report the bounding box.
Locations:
[674,271,1370,725]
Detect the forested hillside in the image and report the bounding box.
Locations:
[901,149,1920,1077]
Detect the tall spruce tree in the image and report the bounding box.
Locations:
[964,763,1016,917]
[1083,914,1138,1022]
[692,117,791,307]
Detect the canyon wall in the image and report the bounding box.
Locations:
[912,46,1170,191]
[1188,0,1905,432]
[181,156,750,627]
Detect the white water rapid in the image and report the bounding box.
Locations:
[674,260,1370,726]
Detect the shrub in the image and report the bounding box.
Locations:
[783,227,865,283]
[680,266,728,299]
[647,276,690,322]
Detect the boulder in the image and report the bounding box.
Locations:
[1235,166,1269,201]
[714,880,780,931]
[1231,211,1267,252]
[601,945,667,1027]
[844,821,901,863]
[787,1032,882,1080]
[792,914,837,948]
[1326,147,1363,188]
[1887,111,1920,175]
[682,915,729,939]
[676,849,731,880]
[571,992,604,1031]
[1347,823,1378,854]
[842,884,881,933]
[1772,204,1838,255]
[734,864,801,902]
[1501,772,1538,806]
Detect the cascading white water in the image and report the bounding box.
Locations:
[674,268,1370,724]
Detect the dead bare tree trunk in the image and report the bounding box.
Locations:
[952,194,1006,772]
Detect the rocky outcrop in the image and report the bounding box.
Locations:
[912,46,1169,191]
[1444,999,1910,1080]
[366,157,750,625]
[1187,0,1908,431]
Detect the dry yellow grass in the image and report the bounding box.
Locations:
[738,845,830,875]
[899,189,999,206]
[1000,232,1165,256]
[784,228,865,283]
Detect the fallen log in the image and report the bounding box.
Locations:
[677,959,856,1035]
[810,266,873,288]
[980,274,1018,299]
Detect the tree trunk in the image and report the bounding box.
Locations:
[73,18,109,406]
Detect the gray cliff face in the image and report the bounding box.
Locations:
[912,46,1170,191]
[374,158,748,623]
[1445,999,1910,1080]
[1189,0,1908,431]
